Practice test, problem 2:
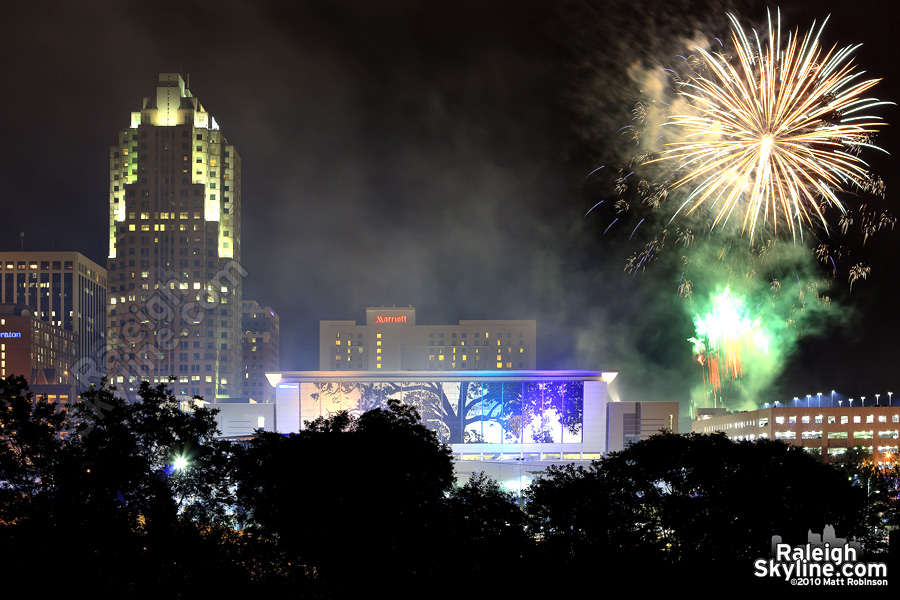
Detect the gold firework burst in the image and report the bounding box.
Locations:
[654,11,889,240]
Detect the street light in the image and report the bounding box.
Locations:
[817,392,822,407]
[876,393,881,406]
[806,394,811,407]
[861,396,866,407]
[889,391,894,405]
[794,396,799,407]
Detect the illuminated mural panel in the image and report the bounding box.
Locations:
[298,379,584,444]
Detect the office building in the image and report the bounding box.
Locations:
[320,307,536,371]
[0,251,106,387]
[107,73,243,399]
[242,300,279,403]
[0,307,78,402]
[693,405,900,463]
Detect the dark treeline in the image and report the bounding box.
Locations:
[0,375,896,596]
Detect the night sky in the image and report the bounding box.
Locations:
[1,0,898,411]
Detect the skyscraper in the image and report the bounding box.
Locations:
[107,73,243,400]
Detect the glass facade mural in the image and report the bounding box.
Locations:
[303,379,585,444]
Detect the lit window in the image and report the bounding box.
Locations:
[801,416,809,424]
[854,416,861,423]
[867,415,875,423]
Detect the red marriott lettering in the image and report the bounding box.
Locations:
[374,315,407,323]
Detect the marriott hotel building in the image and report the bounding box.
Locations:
[320,307,536,371]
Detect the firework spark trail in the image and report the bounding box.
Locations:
[584,165,605,179]
[603,218,619,235]
[584,200,604,217]
[629,218,645,240]
[650,10,889,241]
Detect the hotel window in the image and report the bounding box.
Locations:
[828,416,836,424]
[879,431,899,439]
[854,431,874,439]
[827,432,848,439]
[775,431,795,440]
[894,415,899,423]
[841,416,849,424]
[801,431,822,439]
[854,416,861,423]
[775,416,784,424]
[867,415,875,423]
[801,416,810,424]
[789,416,796,424]
[815,415,823,424]
[497,362,503,368]
[878,415,887,423]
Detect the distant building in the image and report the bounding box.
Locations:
[106,73,243,400]
[319,307,536,371]
[0,308,78,403]
[693,405,900,463]
[607,401,679,452]
[0,251,106,388]
[242,301,279,403]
